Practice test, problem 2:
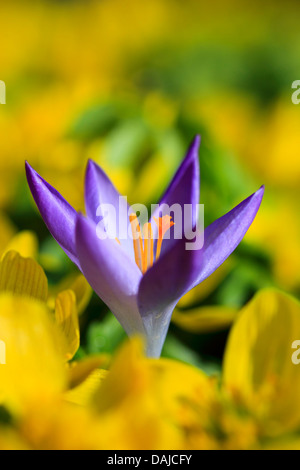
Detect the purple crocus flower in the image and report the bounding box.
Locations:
[25,136,264,357]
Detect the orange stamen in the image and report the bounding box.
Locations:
[129,214,144,271]
[153,215,174,260]
[143,223,154,272]
[129,213,174,273]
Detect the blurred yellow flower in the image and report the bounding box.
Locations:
[223,289,300,437]
[0,250,81,361]
[0,293,66,413]
[248,196,300,290]
[90,338,207,449]
[0,0,299,450]
[172,305,238,334]
[0,251,105,449]
[0,212,38,260]
[88,338,259,450]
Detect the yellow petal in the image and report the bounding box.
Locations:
[48,274,92,316]
[0,428,30,450]
[148,357,215,424]
[91,338,185,449]
[68,275,92,316]
[223,289,300,435]
[67,354,110,389]
[0,293,66,412]
[92,337,148,413]
[91,337,215,450]
[172,305,238,333]
[0,251,48,302]
[55,290,80,361]
[3,231,38,259]
[19,401,103,450]
[65,369,107,407]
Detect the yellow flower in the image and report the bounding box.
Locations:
[0,250,80,361]
[248,196,300,290]
[89,338,198,449]
[0,250,107,449]
[47,272,92,317]
[223,288,300,438]
[172,305,238,334]
[195,96,300,189]
[2,267,297,449]
[0,212,38,260]
[89,338,258,450]
[0,251,82,412]
[0,293,66,413]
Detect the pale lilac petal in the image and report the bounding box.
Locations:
[75,214,145,336]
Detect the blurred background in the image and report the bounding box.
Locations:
[0,0,299,372]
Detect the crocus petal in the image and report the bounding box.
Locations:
[151,135,201,254]
[138,232,203,357]
[190,185,265,288]
[138,186,264,357]
[84,160,134,259]
[25,162,79,268]
[157,135,200,212]
[75,214,145,336]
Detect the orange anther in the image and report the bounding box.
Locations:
[143,223,154,272]
[153,215,174,260]
[129,214,174,272]
[129,214,143,272]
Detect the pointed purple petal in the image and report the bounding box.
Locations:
[158,135,200,210]
[75,214,145,336]
[138,186,264,357]
[84,160,134,259]
[191,185,265,287]
[151,135,201,254]
[25,162,80,268]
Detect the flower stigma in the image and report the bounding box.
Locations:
[129,214,174,273]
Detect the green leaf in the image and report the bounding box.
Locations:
[86,314,126,355]
[67,103,119,141]
[162,334,221,377]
